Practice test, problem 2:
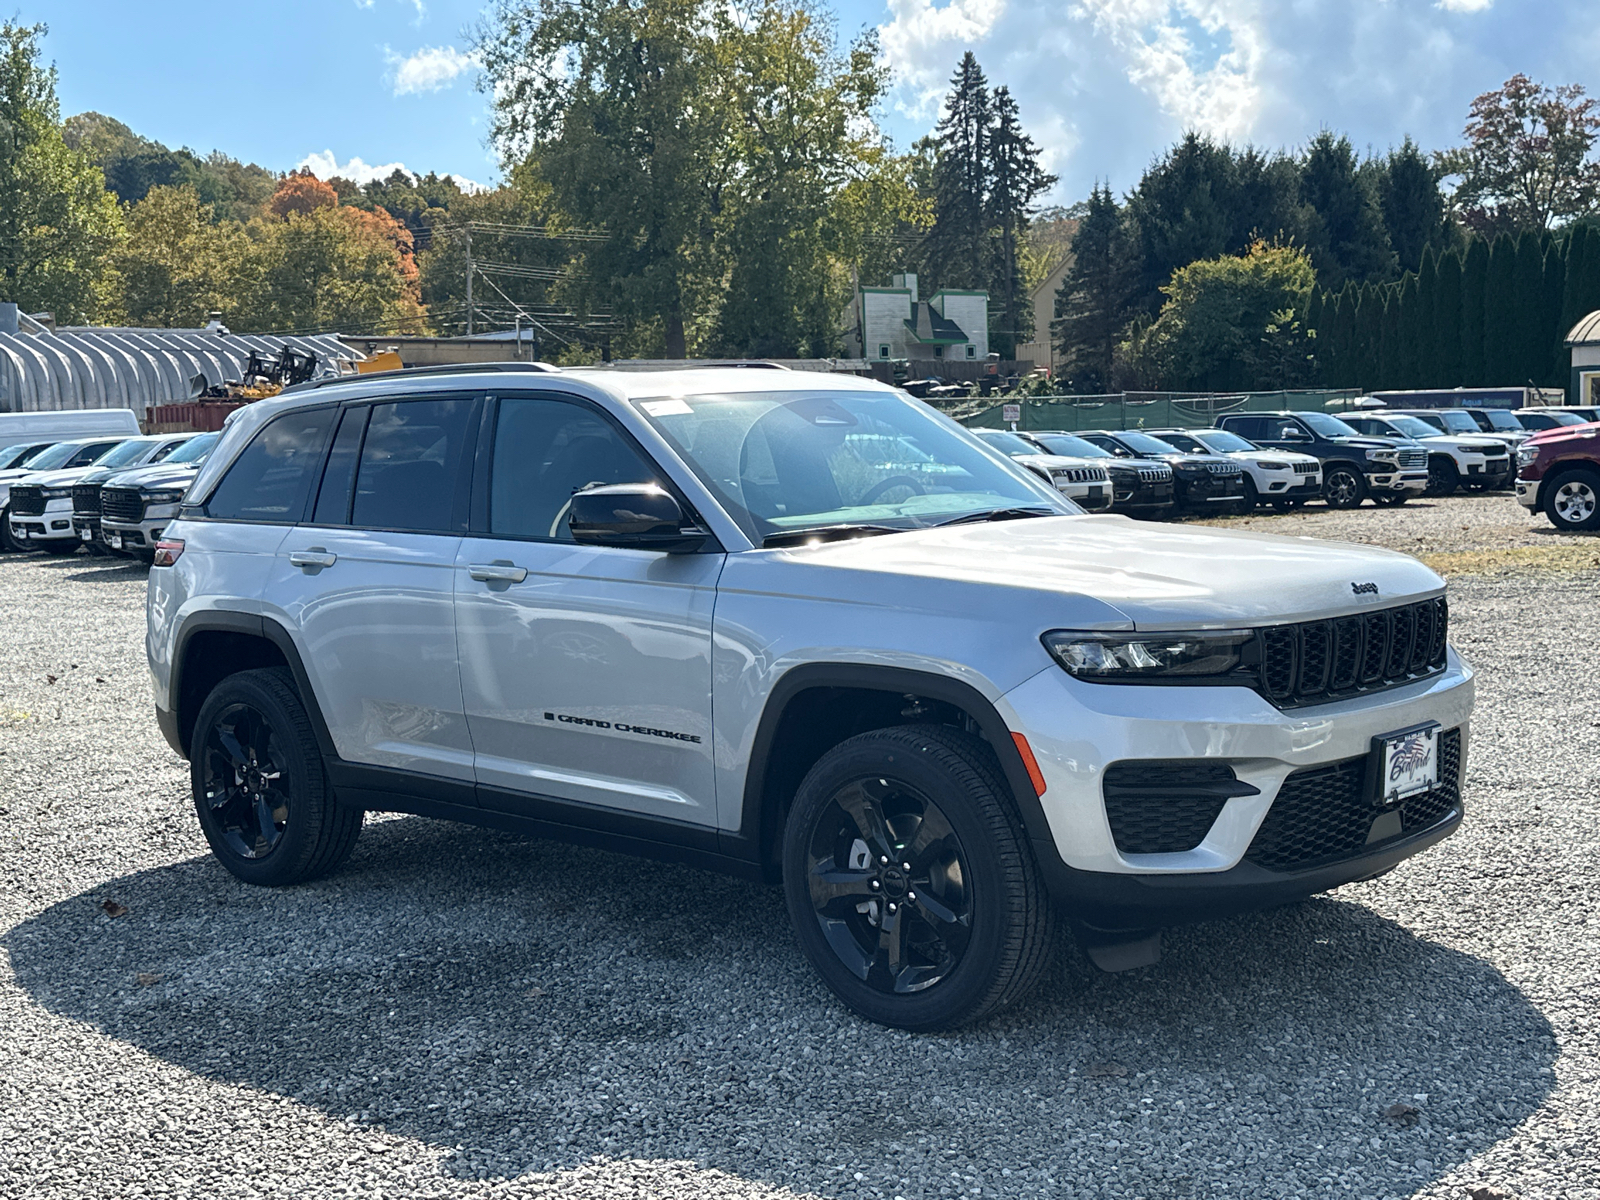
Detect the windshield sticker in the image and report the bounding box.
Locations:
[642,399,693,417]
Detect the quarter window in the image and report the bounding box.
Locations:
[205,408,336,523]
[489,397,659,540]
[349,399,477,533]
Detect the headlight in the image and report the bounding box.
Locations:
[1042,630,1252,680]
[1517,445,1539,467]
[42,487,71,499]
[1256,460,1290,470]
[142,490,186,504]
[1456,445,1483,455]
[1365,448,1397,461]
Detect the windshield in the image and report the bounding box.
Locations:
[163,433,220,464]
[94,438,156,468]
[973,429,1038,456]
[0,443,40,469]
[1544,410,1586,426]
[1030,433,1112,459]
[1151,432,1206,453]
[16,442,85,472]
[1192,429,1255,452]
[1115,431,1183,456]
[633,390,1073,542]
[1386,416,1438,439]
[1300,412,1361,438]
[1430,411,1478,433]
[1476,409,1519,430]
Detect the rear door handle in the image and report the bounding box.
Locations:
[288,549,337,569]
[468,562,528,584]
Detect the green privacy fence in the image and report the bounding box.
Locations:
[959,389,1364,432]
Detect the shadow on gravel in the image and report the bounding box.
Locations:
[62,561,149,583]
[7,816,1555,1197]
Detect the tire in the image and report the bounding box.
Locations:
[782,724,1055,1031]
[1240,476,1260,510]
[1322,463,1366,509]
[1374,493,1409,507]
[0,507,16,553]
[1542,468,1600,532]
[1426,456,1459,497]
[191,667,362,886]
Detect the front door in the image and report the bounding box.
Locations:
[454,393,724,824]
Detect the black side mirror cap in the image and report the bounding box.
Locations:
[569,483,709,553]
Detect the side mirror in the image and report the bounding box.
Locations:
[1281,429,1311,442]
[569,483,708,553]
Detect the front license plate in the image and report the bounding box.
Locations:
[1375,723,1439,806]
[1087,486,1104,501]
[107,533,122,549]
[80,528,92,541]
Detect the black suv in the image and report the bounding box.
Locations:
[1215,411,1427,509]
[1023,431,1176,517]
[1076,429,1247,514]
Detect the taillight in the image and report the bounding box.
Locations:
[152,538,185,566]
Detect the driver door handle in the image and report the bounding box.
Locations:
[288,549,337,569]
[468,562,529,584]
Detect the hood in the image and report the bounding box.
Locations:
[1415,433,1503,451]
[1322,435,1411,452]
[731,514,1443,631]
[1011,452,1108,473]
[1526,423,1600,451]
[1231,448,1317,465]
[11,466,106,488]
[102,461,202,491]
[1103,457,1172,474]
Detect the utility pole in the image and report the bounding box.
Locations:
[464,227,473,337]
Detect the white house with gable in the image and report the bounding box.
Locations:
[844,273,989,365]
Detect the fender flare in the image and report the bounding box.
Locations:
[730,662,1058,870]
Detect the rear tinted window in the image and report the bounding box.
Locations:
[349,398,476,533]
[205,408,336,522]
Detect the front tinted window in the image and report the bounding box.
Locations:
[0,443,34,469]
[1481,409,1522,431]
[94,438,158,468]
[634,389,1068,542]
[206,408,335,522]
[163,433,219,464]
[490,397,658,540]
[1114,431,1180,456]
[1428,412,1475,433]
[1153,432,1205,453]
[350,399,476,533]
[1386,416,1438,439]
[1219,417,1266,438]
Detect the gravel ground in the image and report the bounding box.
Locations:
[2,498,1597,1200]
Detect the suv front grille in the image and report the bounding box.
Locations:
[9,485,45,516]
[1137,465,1173,482]
[1293,461,1318,475]
[1103,762,1260,855]
[99,486,145,523]
[1256,597,1448,707]
[1205,460,1241,476]
[72,483,101,515]
[1055,466,1109,484]
[1244,728,1462,870]
[1398,449,1426,471]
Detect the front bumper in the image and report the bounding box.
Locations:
[1110,478,1175,514]
[71,515,101,544]
[1055,480,1112,510]
[1365,471,1428,494]
[1174,473,1245,509]
[997,649,1474,927]
[101,515,173,554]
[9,501,77,545]
[1464,457,1514,486]
[1515,475,1539,509]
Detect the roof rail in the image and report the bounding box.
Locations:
[281,361,562,394]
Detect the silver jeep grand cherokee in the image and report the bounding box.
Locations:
[146,365,1475,1029]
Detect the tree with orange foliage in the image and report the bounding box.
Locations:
[353,204,421,304]
[268,170,338,220]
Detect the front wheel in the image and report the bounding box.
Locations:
[0,508,17,552]
[1426,457,1459,497]
[1322,464,1366,509]
[191,667,362,886]
[1240,476,1260,510]
[1543,469,1600,532]
[782,725,1055,1030]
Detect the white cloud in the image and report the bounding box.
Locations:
[353,0,426,20]
[385,44,477,96]
[1436,0,1493,11]
[294,151,484,193]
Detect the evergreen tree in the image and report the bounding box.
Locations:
[1560,225,1595,334]
[1334,283,1360,388]
[985,86,1056,357]
[1376,285,1398,389]
[1376,138,1449,274]
[1461,238,1489,384]
[1298,131,1396,291]
[1125,133,1242,314]
[1413,247,1440,385]
[1051,183,1137,391]
[1511,230,1546,383]
[1541,240,1568,385]
[1434,249,1464,385]
[1483,235,1518,383]
[1304,287,1328,381]
[1395,272,1422,389]
[922,52,991,292]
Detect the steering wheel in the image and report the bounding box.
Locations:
[860,474,926,505]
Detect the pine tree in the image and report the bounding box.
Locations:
[1483,236,1518,382]
[1413,247,1440,386]
[922,52,991,292]
[986,86,1056,357]
[1377,285,1399,389]
[1541,240,1568,385]
[1461,239,1489,384]
[1560,226,1595,334]
[1511,231,1546,384]
[1434,249,1464,385]
[1305,288,1328,382]
[1052,183,1138,392]
[1299,131,1397,291]
[1355,283,1383,392]
[1376,138,1449,274]
[1335,283,1360,388]
[1395,272,1422,389]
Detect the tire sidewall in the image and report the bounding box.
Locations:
[190,671,327,886]
[1543,469,1600,532]
[1426,457,1459,497]
[1323,464,1366,509]
[782,731,1019,1030]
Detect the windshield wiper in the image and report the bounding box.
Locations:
[761,524,907,549]
[932,506,1060,527]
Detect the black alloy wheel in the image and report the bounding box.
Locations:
[191,667,362,886]
[1426,457,1459,497]
[783,725,1054,1030]
[1322,464,1366,509]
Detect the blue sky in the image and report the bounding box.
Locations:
[33,0,1600,201]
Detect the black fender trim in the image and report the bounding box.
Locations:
[166,610,338,760]
[725,662,1058,874]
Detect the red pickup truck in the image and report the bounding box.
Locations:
[1514,422,1600,530]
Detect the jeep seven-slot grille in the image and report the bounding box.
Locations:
[1137,465,1173,482]
[1293,461,1319,474]
[72,483,101,515]
[1256,597,1448,707]
[8,485,45,516]
[1244,728,1462,870]
[99,487,144,523]
[1205,460,1242,476]
[1055,466,1109,484]
[1103,762,1259,855]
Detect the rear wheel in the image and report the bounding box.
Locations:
[782,725,1054,1030]
[191,667,362,886]
[1426,456,1459,497]
[1322,464,1366,509]
[1542,469,1600,532]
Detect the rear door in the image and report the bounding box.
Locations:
[453,392,723,825]
[265,394,481,782]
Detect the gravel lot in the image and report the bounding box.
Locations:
[2,496,1597,1200]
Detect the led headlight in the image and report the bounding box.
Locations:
[1042,630,1253,680]
[1365,448,1397,461]
[42,487,72,499]
[1257,460,1290,470]
[142,490,186,504]
[1516,445,1539,467]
